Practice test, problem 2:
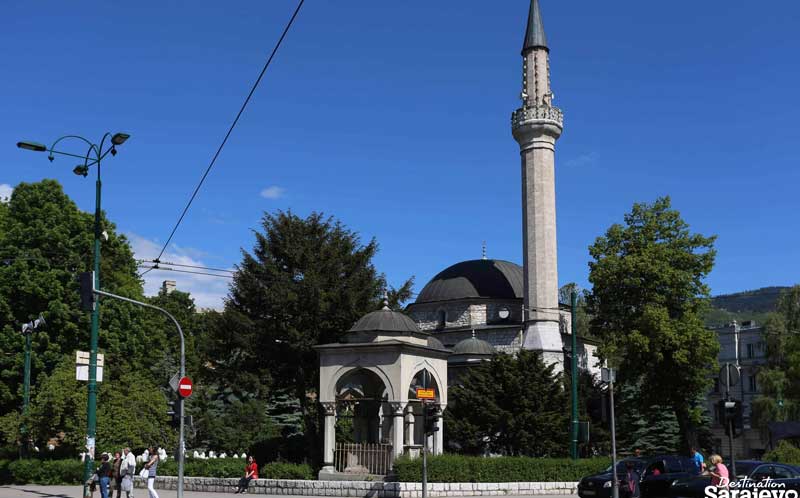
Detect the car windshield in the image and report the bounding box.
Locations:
[605,460,645,474]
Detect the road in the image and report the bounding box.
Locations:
[0,485,577,498]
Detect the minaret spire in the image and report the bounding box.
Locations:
[522,0,548,54]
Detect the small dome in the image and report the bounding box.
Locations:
[349,308,420,334]
[427,336,447,350]
[416,259,523,304]
[452,335,495,356]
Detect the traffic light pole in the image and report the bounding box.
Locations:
[570,291,579,460]
[90,288,187,498]
[608,371,619,498]
[422,401,428,498]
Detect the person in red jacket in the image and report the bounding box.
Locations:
[235,456,259,494]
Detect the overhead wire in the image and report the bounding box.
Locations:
[151,0,306,263]
[137,265,234,279]
[136,259,235,274]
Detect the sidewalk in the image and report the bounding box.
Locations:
[0,485,578,498]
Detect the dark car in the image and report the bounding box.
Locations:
[739,463,800,493]
[579,456,696,498]
[669,460,764,498]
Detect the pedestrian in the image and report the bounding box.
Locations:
[634,448,642,458]
[708,454,730,487]
[143,446,160,498]
[98,453,112,498]
[121,447,135,498]
[625,460,641,498]
[112,451,124,498]
[234,455,259,494]
[690,446,706,475]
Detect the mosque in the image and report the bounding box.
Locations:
[316,0,601,478]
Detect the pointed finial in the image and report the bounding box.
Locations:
[522,0,548,54]
[482,241,487,260]
[382,290,390,311]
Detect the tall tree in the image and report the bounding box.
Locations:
[444,350,568,456]
[217,211,412,462]
[752,285,800,437]
[586,197,718,449]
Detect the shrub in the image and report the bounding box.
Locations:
[394,454,610,482]
[0,459,11,484]
[7,458,84,485]
[763,440,800,466]
[262,462,314,480]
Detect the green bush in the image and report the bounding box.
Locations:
[763,440,800,466]
[394,454,610,482]
[0,457,314,484]
[7,458,84,485]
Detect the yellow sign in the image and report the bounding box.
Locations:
[416,388,436,400]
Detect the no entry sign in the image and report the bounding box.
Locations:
[178,376,193,398]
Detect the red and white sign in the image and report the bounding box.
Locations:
[178,376,193,398]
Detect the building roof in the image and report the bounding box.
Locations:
[522,0,548,53]
[348,308,421,334]
[415,259,523,304]
[452,334,495,356]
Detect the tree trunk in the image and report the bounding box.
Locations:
[674,404,697,453]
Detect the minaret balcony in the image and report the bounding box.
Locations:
[511,105,563,131]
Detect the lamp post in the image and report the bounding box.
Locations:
[20,314,45,457]
[17,132,129,495]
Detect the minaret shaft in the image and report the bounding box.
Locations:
[512,0,564,366]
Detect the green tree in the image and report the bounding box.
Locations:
[752,286,800,437]
[214,210,412,463]
[586,197,718,449]
[444,350,568,456]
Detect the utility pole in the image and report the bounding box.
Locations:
[85,282,187,498]
[603,367,619,498]
[570,290,579,460]
[17,131,129,497]
[20,315,45,457]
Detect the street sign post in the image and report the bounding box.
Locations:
[178,377,193,398]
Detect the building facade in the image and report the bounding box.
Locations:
[707,320,768,458]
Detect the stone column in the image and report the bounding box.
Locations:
[321,402,336,471]
[433,405,445,455]
[405,404,416,458]
[389,402,405,459]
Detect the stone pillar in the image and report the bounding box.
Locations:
[321,402,336,471]
[405,404,417,458]
[433,405,444,455]
[389,402,405,459]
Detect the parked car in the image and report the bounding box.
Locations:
[669,460,763,498]
[579,456,696,498]
[740,463,800,492]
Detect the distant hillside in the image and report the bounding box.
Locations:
[705,286,790,327]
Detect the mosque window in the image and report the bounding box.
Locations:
[436,309,447,330]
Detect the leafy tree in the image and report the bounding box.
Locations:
[560,283,591,338]
[213,210,412,463]
[445,350,568,456]
[752,286,800,437]
[586,197,718,449]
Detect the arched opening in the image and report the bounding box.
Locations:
[333,368,393,474]
[407,369,441,449]
[436,309,447,330]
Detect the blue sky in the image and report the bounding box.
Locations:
[2,1,799,309]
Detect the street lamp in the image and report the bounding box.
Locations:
[20,314,45,457]
[16,131,130,495]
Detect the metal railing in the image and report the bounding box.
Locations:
[334,442,393,476]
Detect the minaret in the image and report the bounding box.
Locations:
[512,0,564,366]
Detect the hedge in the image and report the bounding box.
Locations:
[0,458,313,484]
[394,454,610,482]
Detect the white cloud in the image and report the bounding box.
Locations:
[127,232,231,310]
[0,184,13,203]
[260,186,285,200]
[565,152,598,168]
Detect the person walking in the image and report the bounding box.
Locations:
[708,455,730,488]
[112,451,123,498]
[235,456,259,494]
[98,454,112,498]
[691,446,706,475]
[144,447,160,498]
[121,447,135,498]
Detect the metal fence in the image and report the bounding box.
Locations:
[334,442,394,476]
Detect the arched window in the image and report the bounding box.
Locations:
[436,309,447,330]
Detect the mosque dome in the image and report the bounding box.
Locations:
[349,308,421,334]
[415,259,523,304]
[451,335,495,356]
